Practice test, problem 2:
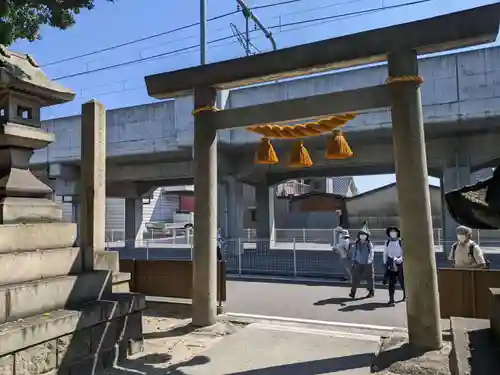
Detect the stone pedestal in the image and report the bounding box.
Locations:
[0,46,144,374]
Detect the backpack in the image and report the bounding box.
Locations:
[354,240,374,259]
[385,239,402,247]
[451,242,491,269]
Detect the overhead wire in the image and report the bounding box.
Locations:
[251,0,303,10]
[54,0,433,82]
[42,10,239,67]
[78,38,244,99]
[43,0,304,67]
[266,0,433,30]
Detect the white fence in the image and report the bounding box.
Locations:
[109,238,500,278]
[106,227,500,248]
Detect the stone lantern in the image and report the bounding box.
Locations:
[0,46,144,374]
[0,44,75,223]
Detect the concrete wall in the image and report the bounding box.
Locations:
[32,46,500,167]
[228,47,500,144]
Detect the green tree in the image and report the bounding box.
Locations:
[0,0,113,46]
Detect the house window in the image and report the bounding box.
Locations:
[17,106,33,120]
[250,208,257,222]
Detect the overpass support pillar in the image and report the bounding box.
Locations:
[192,87,218,327]
[226,177,244,241]
[441,147,472,252]
[388,50,441,350]
[255,184,276,247]
[125,198,144,248]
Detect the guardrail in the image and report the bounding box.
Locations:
[106,227,500,247]
[108,238,500,280]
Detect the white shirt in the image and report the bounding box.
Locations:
[383,240,403,264]
[448,241,486,268]
[334,239,351,259]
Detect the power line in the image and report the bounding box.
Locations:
[55,0,433,82]
[43,0,301,68]
[251,0,303,10]
[270,0,374,20]
[42,10,240,67]
[266,0,433,30]
[78,38,244,99]
[53,34,235,81]
[74,0,426,100]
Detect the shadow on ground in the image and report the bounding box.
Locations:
[111,354,210,374]
[113,352,374,375]
[338,302,393,312]
[143,322,197,340]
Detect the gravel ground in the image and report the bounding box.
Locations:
[100,310,241,374]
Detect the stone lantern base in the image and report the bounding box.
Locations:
[0,222,144,375]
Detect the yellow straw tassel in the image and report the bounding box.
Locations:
[254,138,279,165]
[325,129,353,159]
[288,140,313,168]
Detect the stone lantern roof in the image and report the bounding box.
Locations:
[0,45,75,106]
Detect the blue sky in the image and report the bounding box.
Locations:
[12,0,497,192]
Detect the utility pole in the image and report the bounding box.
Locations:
[200,0,207,64]
[236,0,277,51]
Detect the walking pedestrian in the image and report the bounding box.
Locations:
[349,222,375,299]
[448,225,488,269]
[383,226,405,305]
[332,229,352,282]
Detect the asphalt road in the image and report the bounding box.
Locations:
[224,279,409,328]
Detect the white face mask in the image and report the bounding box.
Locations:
[341,239,350,247]
[359,234,367,241]
[389,232,398,239]
[457,234,467,243]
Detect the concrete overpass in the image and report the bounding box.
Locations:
[32,44,500,245]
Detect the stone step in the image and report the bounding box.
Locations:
[94,250,119,273]
[450,317,500,375]
[0,248,124,289]
[0,247,82,287]
[0,223,77,253]
[0,293,145,373]
[0,271,113,324]
[112,272,131,293]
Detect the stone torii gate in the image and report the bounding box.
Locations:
[145,4,500,350]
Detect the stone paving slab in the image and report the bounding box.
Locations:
[179,322,381,375]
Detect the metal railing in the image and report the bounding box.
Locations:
[276,181,311,197]
[106,227,500,249]
[108,235,500,279]
[238,228,499,247]
[105,227,193,243]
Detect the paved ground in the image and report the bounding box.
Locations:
[180,323,380,375]
[107,309,382,375]
[224,280,409,328]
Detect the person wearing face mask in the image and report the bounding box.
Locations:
[448,225,488,269]
[383,226,405,305]
[349,222,375,299]
[332,229,352,282]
